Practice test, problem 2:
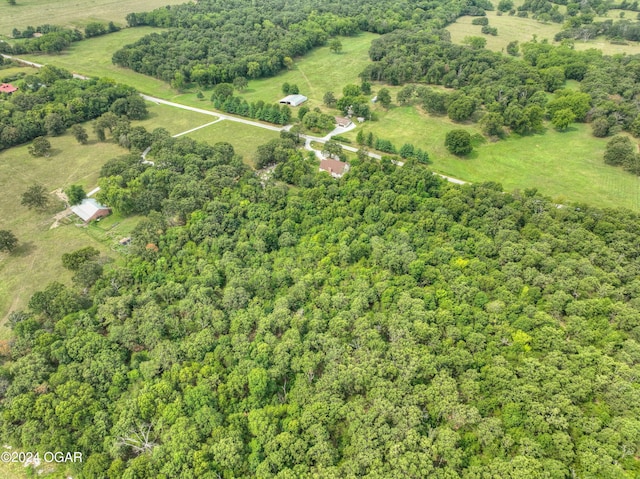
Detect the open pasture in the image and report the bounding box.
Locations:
[344,104,640,211]
[0,0,184,37]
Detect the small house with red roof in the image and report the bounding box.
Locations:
[0,83,18,94]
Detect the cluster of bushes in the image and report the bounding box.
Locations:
[300,109,335,132]
[557,18,640,43]
[604,136,640,175]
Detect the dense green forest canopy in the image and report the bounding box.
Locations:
[1,132,640,477]
[111,0,478,86]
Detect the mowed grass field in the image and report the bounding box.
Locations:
[186,120,280,166]
[448,12,640,56]
[447,14,562,52]
[233,33,378,109]
[343,103,640,210]
[0,102,212,332]
[0,0,185,37]
[22,27,174,98]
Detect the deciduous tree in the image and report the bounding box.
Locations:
[28,137,51,157]
[65,184,86,206]
[21,184,49,210]
[71,125,89,144]
[445,129,473,155]
[0,230,17,252]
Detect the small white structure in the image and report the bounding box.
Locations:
[319,158,350,179]
[71,198,111,223]
[279,94,308,106]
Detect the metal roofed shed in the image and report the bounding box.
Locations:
[279,94,308,106]
[71,198,111,223]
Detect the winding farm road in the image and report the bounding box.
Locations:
[2,54,468,185]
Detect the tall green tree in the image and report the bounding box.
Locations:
[28,137,51,157]
[71,125,89,144]
[65,184,86,206]
[445,129,473,155]
[377,88,392,109]
[21,184,50,210]
[0,230,17,252]
[329,39,343,53]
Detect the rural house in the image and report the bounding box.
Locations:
[319,158,350,178]
[335,116,352,128]
[71,198,111,223]
[0,83,18,94]
[279,94,307,106]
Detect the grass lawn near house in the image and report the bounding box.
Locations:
[0,65,36,81]
[186,120,280,166]
[0,0,185,37]
[0,136,123,333]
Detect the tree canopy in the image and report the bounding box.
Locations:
[2,133,640,477]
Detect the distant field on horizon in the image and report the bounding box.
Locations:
[448,11,640,56]
[0,0,185,37]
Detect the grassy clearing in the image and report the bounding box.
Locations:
[448,12,640,55]
[0,103,209,330]
[447,13,563,52]
[168,33,379,112]
[343,104,640,210]
[186,120,280,166]
[0,65,35,80]
[0,134,125,332]
[235,33,377,108]
[21,27,174,98]
[0,0,185,37]
[137,102,215,135]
